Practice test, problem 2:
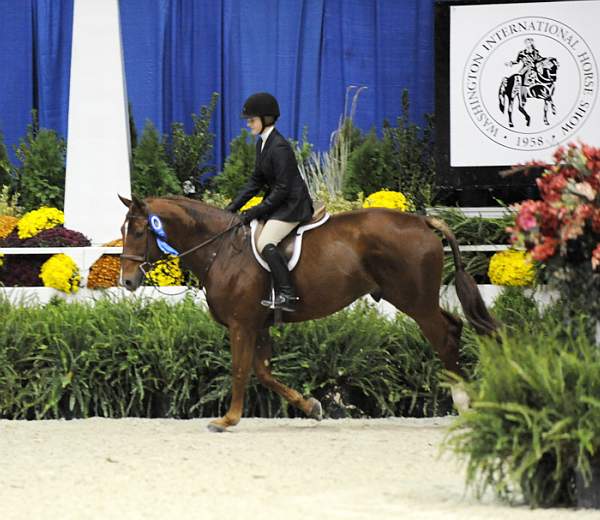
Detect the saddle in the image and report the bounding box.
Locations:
[250,204,329,272]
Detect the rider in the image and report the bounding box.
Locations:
[225,92,314,312]
[505,38,543,87]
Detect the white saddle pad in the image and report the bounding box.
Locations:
[250,213,330,272]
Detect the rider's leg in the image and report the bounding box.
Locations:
[257,219,300,312]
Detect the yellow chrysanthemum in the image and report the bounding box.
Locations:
[18,207,64,239]
[146,256,184,286]
[40,254,80,293]
[488,249,535,286]
[0,253,4,269]
[362,190,412,212]
[241,196,263,211]
[0,215,19,239]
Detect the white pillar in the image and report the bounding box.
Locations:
[64,0,131,245]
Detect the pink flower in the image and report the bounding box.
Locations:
[516,213,537,231]
[592,244,600,271]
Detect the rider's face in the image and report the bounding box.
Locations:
[246,117,262,136]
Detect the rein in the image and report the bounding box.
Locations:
[121,213,241,292]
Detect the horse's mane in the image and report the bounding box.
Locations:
[147,195,229,224]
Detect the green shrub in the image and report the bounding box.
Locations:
[446,312,600,507]
[343,89,437,211]
[167,92,218,195]
[344,130,395,200]
[0,130,12,188]
[0,297,477,420]
[211,129,256,199]
[131,121,182,198]
[14,112,66,211]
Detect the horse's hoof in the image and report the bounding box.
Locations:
[307,397,323,421]
[451,384,471,414]
[207,421,227,433]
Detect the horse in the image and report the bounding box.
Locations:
[118,195,498,432]
[498,57,559,127]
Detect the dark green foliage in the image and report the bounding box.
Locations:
[0,130,12,187]
[343,89,436,211]
[14,112,66,211]
[289,126,313,172]
[211,129,256,199]
[343,130,394,199]
[131,121,182,198]
[0,298,472,420]
[128,101,137,150]
[167,92,218,195]
[446,305,600,508]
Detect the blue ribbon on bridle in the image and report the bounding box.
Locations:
[148,214,180,256]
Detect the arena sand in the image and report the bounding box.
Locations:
[1,417,598,520]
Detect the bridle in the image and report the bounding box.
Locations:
[121,213,241,288]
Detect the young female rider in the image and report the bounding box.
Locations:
[225,92,314,312]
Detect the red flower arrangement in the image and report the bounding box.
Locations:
[509,142,600,319]
[510,143,600,270]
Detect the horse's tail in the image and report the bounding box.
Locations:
[498,77,508,113]
[425,217,499,336]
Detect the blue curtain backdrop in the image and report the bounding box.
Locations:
[0,0,434,172]
[0,0,73,163]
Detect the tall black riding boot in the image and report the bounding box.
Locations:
[260,243,299,312]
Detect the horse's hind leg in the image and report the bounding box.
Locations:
[412,307,463,375]
[408,306,470,411]
[253,329,323,420]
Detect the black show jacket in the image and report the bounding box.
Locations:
[227,128,314,223]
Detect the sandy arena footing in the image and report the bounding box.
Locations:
[1,417,598,520]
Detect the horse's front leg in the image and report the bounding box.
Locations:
[253,329,323,420]
[208,323,256,432]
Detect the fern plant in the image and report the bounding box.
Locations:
[446,312,600,507]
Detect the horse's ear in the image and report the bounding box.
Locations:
[118,194,132,208]
[131,194,149,215]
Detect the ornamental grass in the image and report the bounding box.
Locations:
[446,312,600,508]
[0,298,484,420]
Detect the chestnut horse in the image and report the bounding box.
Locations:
[119,195,498,431]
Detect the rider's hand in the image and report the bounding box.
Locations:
[239,210,258,225]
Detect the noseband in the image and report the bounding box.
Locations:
[121,213,241,284]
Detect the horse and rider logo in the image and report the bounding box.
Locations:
[462,16,597,152]
[499,38,558,128]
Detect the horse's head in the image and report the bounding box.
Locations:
[118,194,161,291]
[536,57,558,80]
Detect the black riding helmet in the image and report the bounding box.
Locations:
[241,92,280,132]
